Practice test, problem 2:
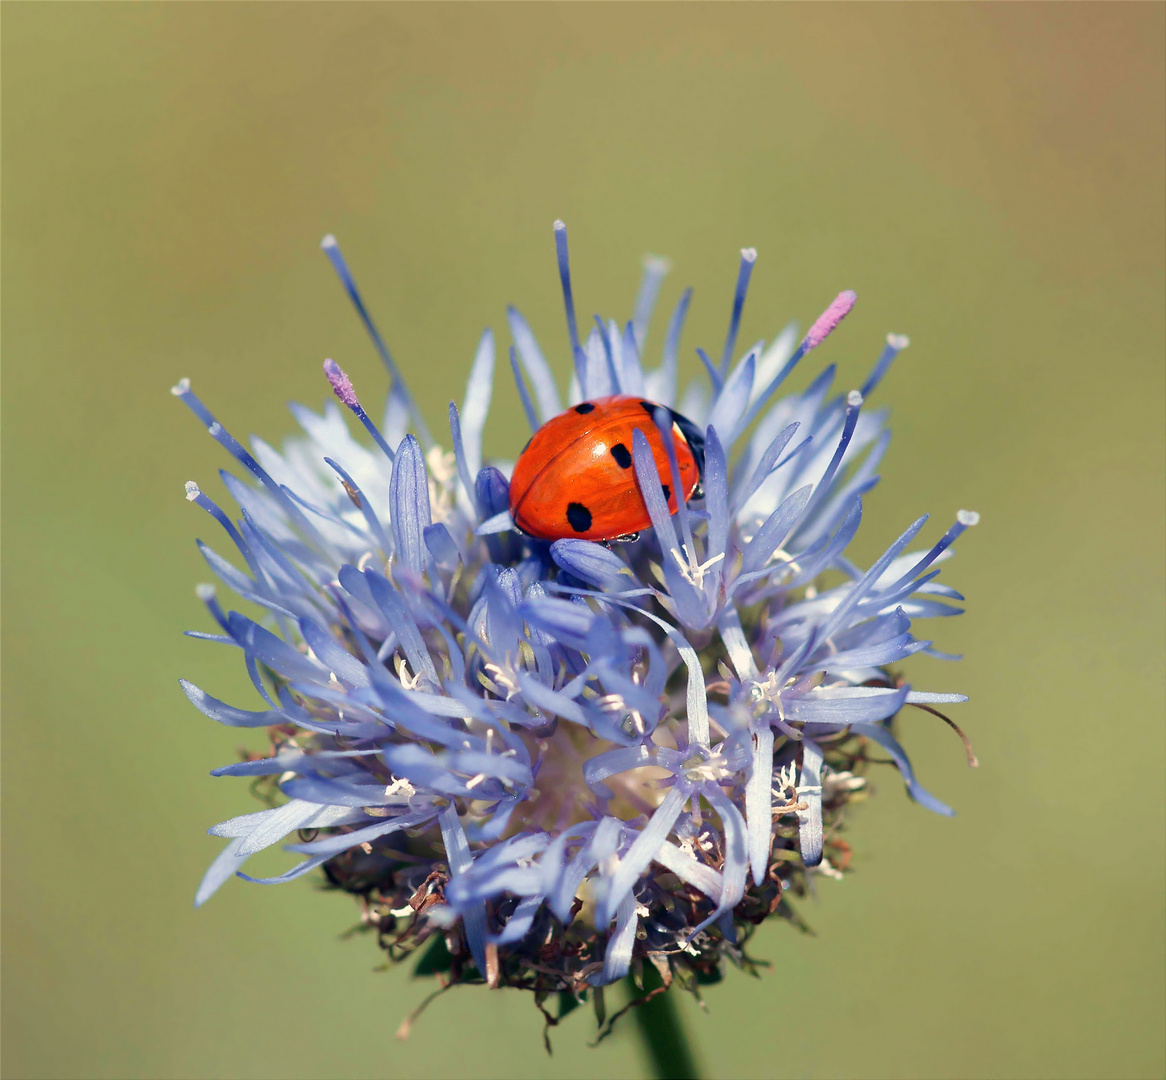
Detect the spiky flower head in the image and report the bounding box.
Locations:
[178,223,976,1033]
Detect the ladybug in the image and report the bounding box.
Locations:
[508,396,706,542]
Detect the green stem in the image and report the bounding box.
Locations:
[631,980,700,1080]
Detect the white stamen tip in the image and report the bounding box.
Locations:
[553,219,566,232]
[643,254,672,273]
[195,583,216,601]
[184,480,201,501]
[741,247,758,262]
[320,234,337,249]
[170,378,190,396]
[847,390,864,408]
[208,422,222,436]
[887,333,911,350]
[957,509,980,527]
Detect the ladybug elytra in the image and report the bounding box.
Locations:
[508,395,705,542]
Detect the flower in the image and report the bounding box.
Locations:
[177,221,976,1025]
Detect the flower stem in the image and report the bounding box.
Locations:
[631,980,700,1080]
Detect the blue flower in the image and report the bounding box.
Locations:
[177,222,977,1003]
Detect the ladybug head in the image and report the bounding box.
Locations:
[666,407,706,482]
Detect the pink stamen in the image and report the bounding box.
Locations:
[323,358,359,409]
[802,290,857,351]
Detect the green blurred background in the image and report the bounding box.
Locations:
[3,4,1163,1078]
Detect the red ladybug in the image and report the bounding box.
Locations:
[509,395,705,542]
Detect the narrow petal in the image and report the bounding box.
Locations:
[440,805,489,978]
[746,724,775,886]
[797,740,824,867]
[390,434,432,576]
[507,307,561,422]
[597,785,687,926]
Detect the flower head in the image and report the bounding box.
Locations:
[178,224,976,1024]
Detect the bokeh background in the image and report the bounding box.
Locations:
[3,5,1163,1079]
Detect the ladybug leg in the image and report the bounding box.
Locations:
[612,532,641,544]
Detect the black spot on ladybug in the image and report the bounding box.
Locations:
[661,484,671,502]
[574,402,596,414]
[566,502,593,533]
[609,442,632,469]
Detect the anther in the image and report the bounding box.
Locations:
[322,359,396,462]
[802,290,857,351]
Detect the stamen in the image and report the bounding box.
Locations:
[733,294,852,435]
[885,508,980,594]
[670,545,726,589]
[720,247,757,375]
[194,582,230,633]
[795,390,864,528]
[323,359,396,462]
[802,290,857,351]
[861,332,911,398]
[319,234,433,448]
[172,380,327,547]
[183,480,263,579]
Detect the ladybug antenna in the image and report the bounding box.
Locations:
[319,235,433,449]
[323,359,396,462]
[719,247,757,377]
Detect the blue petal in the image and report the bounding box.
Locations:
[285,809,440,857]
[618,320,646,396]
[298,617,370,688]
[508,346,540,432]
[631,255,670,355]
[740,484,813,576]
[584,327,616,398]
[734,422,801,515]
[653,839,723,901]
[583,743,656,799]
[390,434,432,576]
[550,540,638,590]
[596,785,687,926]
[359,568,438,683]
[784,685,909,726]
[424,523,461,570]
[439,805,489,978]
[595,892,640,985]
[862,724,955,816]
[707,351,755,447]
[745,725,775,886]
[704,425,731,561]
[195,837,248,907]
[226,612,328,684]
[507,307,562,422]
[180,680,285,728]
[520,596,596,650]
[797,740,824,867]
[493,894,544,945]
[461,329,495,479]
[515,672,588,726]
